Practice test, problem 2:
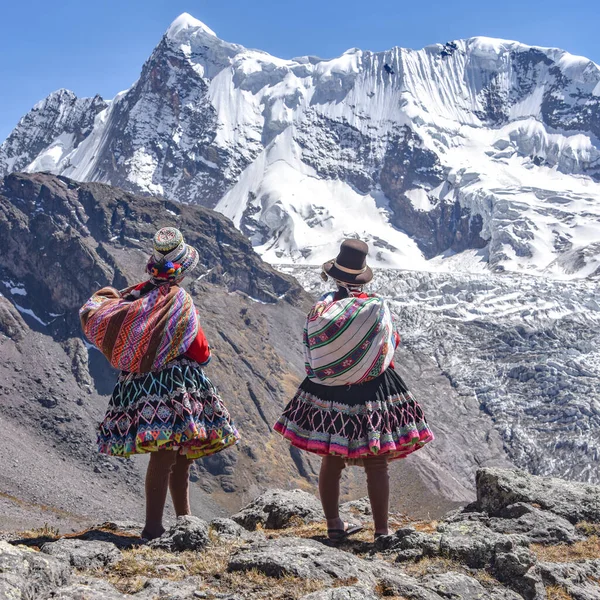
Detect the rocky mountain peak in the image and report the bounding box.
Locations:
[166,12,218,40]
[2,21,600,275]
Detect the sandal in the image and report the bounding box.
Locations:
[327,523,363,541]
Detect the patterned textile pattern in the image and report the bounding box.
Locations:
[80,284,199,374]
[304,292,396,386]
[274,368,433,461]
[98,359,240,458]
[146,227,199,283]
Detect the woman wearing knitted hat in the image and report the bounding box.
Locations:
[80,228,240,540]
[274,239,434,541]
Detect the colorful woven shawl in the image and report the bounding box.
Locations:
[80,283,199,374]
[304,292,395,386]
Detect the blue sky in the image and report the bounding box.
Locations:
[1,0,598,142]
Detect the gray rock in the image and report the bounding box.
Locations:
[209,518,249,539]
[378,520,543,599]
[422,572,522,600]
[395,548,426,561]
[493,546,545,600]
[438,521,529,569]
[477,468,600,523]
[41,538,122,569]
[231,489,323,530]
[149,516,210,552]
[0,540,71,600]
[487,502,583,544]
[0,297,27,341]
[134,576,207,599]
[339,497,372,519]
[227,537,441,599]
[372,566,447,600]
[540,560,600,600]
[51,576,129,599]
[300,586,378,600]
[227,537,378,583]
[376,525,441,559]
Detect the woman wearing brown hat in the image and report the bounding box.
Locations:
[274,239,434,541]
[80,227,240,540]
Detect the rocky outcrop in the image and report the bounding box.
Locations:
[0,297,27,342]
[0,540,71,599]
[1,469,599,599]
[148,516,210,552]
[231,489,324,530]
[477,468,600,523]
[41,538,122,569]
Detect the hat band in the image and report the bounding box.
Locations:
[333,262,368,275]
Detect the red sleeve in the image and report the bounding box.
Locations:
[184,326,211,365]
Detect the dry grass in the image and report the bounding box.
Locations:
[374,582,410,599]
[545,585,575,600]
[105,542,235,594]
[16,523,60,540]
[412,521,439,534]
[576,522,600,537]
[272,520,377,544]
[97,538,355,599]
[531,536,600,563]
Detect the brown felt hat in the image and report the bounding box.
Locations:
[322,239,373,285]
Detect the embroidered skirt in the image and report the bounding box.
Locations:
[274,368,433,462]
[98,358,240,458]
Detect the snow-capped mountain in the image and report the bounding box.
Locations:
[2,13,600,277]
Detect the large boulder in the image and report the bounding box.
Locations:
[231,489,324,530]
[148,516,210,552]
[493,546,545,600]
[486,503,584,544]
[446,502,583,545]
[476,468,600,523]
[227,537,377,583]
[41,539,122,569]
[227,537,453,600]
[0,540,71,600]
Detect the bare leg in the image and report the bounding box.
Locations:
[363,455,389,535]
[142,450,177,539]
[318,455,346,532]
[169,453,194,516]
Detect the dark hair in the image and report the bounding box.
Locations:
[336,285,350,299]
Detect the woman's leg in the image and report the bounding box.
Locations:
[169,453,194,517]
[142,450,178,539]
[363,455,390,535]
[318,455,346,531]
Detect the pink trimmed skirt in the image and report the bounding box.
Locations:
[274,368,434,462]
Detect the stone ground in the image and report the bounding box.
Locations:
[1,469,599,600]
